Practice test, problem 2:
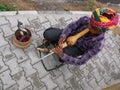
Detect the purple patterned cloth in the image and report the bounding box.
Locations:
[60,16,105,66]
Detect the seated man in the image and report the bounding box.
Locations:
[40,8,119,66]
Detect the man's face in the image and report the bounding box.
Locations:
[88,24,103,35]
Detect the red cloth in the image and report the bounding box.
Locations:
[16,31,30,42]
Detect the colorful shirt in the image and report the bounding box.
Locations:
[60,16,105,66]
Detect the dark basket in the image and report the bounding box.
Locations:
[38,43,64,71]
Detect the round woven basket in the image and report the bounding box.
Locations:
[13,35,32,49]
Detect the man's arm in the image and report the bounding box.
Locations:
[60,16,90,39]
[61,41,104,66]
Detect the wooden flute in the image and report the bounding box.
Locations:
[37,28,89,53]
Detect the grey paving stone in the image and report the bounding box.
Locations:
[18,23,41,41]
[29,18,45,32]
[79,63,87,70]
[23,85,33,90]
[6,84,18,90]
[45,16,58,26]
[0,55,8,73]
[100,47,108,55]
[25,45,41,65]
[24,44,34,52]
[71,16,80,21]
[106,38,116,48]
[54,17,67,28]
[5,57,23,75]
[114,35,120,46]
[49,69,62,80]
[0,80,3,90]
[0,16,8,25]
[32,38,43,48]
[85,72,94,82]
[33,62,49,79]
[111,50,120,60]
[0,29,8,47]
[53,87,60,90]
[20,60,36,77]
[41,74,57,90]
[5,35,17,50]
[80,67,89,77]
[36,30,45,39]
[69,66,84,81]
[18,11,38,15]
[100,58,111,72]
[80,78,93,90]
[66,19,73,25]
[13,71,31,90]
[63,16,73,22]
[6,15,30,28]
[103,52,114,64]
[12,48,28,63]
[23,24,34,30]
[108,62,120,79]
[96,50,103,59]
[94,59,106,76]
[0,24,14,37]
[103,73,111,84]
[28,72,44,90]
[98,79,107,89]
[91,69,103,82]
[54,75,69,90]
[29,27,40,40]
[27,16,38,22]
[38,16,48,23]
[5,16,18,28]
[59,65,73,80]
[37,11,70,14]
[107,78,120,86]
[0,45,15,62]
[41,22,51,29]
[86,60,96,72]
[113,56,120,69]
[39,86,47,90]
[109,72,120,81]
[67,76,82,90]
[17,17,30,27]
[89,78,101,90]
[0,70,16,90]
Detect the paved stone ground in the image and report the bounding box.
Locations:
[0,11,120,90]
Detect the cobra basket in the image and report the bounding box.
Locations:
[13,35,32,49]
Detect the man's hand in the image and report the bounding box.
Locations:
[66,36,76,46]
[52,37,65,57]
[58,37,66,46]
[52,46,63,57]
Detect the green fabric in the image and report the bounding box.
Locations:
[93,10,101,22]
[98,28,107,32]
[100,8,108,15]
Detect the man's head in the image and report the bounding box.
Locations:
[89,8,119,34]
